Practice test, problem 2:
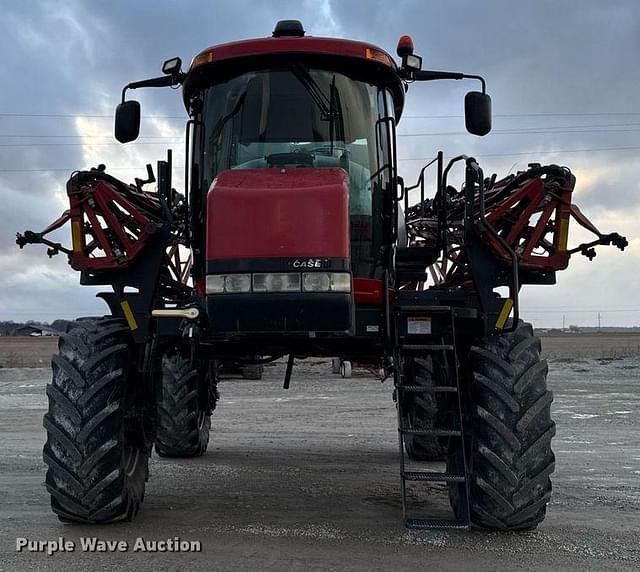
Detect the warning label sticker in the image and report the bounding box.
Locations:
[407,317,432,335]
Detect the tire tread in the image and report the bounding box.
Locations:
[451,321,555,531]
[155,352,212,458]
[43,316,148,524]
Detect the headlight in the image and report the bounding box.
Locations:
[225,274,252,293]
[302,272,351,292]
[302,272,331,292]
[253,273,301,292]
[206,272,351,294]
[206,274,251,294]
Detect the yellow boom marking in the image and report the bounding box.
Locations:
[558,218,570,251]
[496,298,513,329]
[71,221,82,252]
[120,300,138,331]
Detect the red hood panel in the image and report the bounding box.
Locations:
[206,168,350,260]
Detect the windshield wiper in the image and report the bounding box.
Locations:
[290,64,344,156]
[328,75,346,155]
[289,63,332,120]
[207,90,247,146]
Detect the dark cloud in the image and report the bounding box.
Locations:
[1,1,637,325]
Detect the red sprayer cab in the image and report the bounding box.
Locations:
[181,21,405,333]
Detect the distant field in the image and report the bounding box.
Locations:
[539,332,640,359]
[1,332,639,367]
[0,337,58,368]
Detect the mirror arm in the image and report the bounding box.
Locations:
[412,70,463,81]
[462,74,487,94]
[121,73,186,102]
[410,70,486,93]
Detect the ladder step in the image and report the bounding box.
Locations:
[400,428,462,437]
[396,385,458,393]
[403,471,466,483]
[406,518,469,530]
[400,344,454,351]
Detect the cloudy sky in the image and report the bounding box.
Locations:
[1,0,638,327]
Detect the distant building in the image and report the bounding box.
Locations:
[12,325,58,337]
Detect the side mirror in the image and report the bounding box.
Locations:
[114,100,141,143]
[465,91,492,136]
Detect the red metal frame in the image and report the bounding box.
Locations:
[19,175,164,272]
[482,171,575,271]
[404,164,626,292]
[66,180,161,271]
[466,167,625,274]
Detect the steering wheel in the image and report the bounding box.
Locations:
[266,152,315,168]
[308,145,347,157]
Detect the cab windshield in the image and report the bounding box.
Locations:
[201,64,394,278]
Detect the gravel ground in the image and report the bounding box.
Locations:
[0,356,639,571]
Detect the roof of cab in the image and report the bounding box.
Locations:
[188,36,397,71]
[183,35,404,117]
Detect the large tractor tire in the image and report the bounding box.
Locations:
[400,356,448,461]
[43,317,149,523]
[450,321,555,530]
[155,351,213,458]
